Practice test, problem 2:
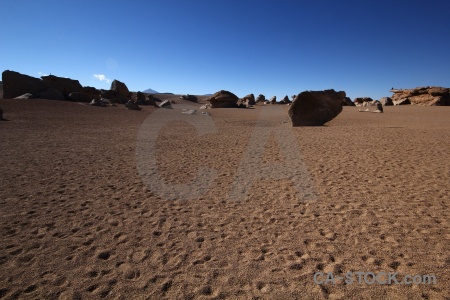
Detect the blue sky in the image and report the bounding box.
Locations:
[1,0,449,100]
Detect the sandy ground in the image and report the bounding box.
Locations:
[0,97,449,299]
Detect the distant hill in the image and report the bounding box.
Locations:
[142,88,159,94]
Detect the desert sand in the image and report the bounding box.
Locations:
[0,96,449,299]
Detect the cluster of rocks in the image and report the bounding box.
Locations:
[1,70,170,110]
[390,87,450,106]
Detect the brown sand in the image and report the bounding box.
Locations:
[0,97,449,299]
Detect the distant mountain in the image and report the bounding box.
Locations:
[142,88,159,94]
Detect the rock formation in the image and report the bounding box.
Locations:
[2,70,49,99]
[136,91,146,104]
[279,95,291,104]
[353,97,373,107]
[270,96,277,104]
[206,90,239,108]
[241,94,255,105]
[390,87,450,106]
[110,79,131,103]
[41,75,83,98]
[180,94,198,102]
[288,89,345,126]
[342,97,355,106]
[379,97,393,106]
[256,94,265,103]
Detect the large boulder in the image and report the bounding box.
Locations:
[180,94,198,102]
[0,107,3,120]
[390,87,450,106]
[241,94,255,105]
[354,97,373,107]
[379,97,393,106]
[342,97,355,106]
[41,75,83,98]
[0,81,3,99]
[288,89,345,126]
[256,94,265,103]
[280,95,291,104]
[136,91,146,104]
[110,79,131,102]
[206,90,239,108]
[270,96,277,104]
[2,70,49,99]
[101,90,127,104]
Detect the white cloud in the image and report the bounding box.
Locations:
[38,72,48,76]
[93,74,111,83]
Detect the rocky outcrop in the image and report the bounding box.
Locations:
[342,97,355,106]
[390,87,450,106]
[180,94,198,102]
[270,96,277,104]
[206,90,239,108]
[136,91,146,103]
[256,94,265,102]
[354,97,373,107]
[110,79,130,102]
[279,95,291,104]
[41,75,83,98]
[0,81,3,99]
[393,98,411,105]
[288,89,345,126]
[2,70,49,99]
[2,70,100,101]
[241,94,255,105]
[379,97,393,106]
[373,101,383,112]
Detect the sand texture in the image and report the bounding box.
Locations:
[0,97,449,299]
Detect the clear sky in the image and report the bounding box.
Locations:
[1,0,449,100]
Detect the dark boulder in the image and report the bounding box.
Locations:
[241,94,256,105]
[109,79,131,102]
[41,75,83,98]
[206,90,239,108]
[288,89,345,126]
[379,97,393,106]
[256,94,266,102]
[180,94,198,102]
[342,97,355,106]
[2,70,49,99]
[279,95,291,104]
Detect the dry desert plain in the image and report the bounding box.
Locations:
[0,96,449,299]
